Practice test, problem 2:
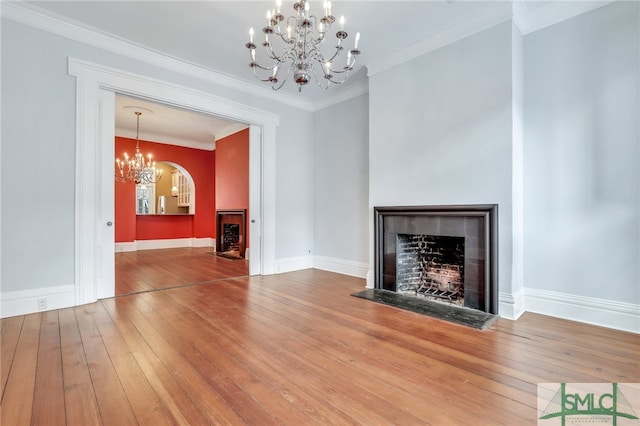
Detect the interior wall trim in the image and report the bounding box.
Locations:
[499,288,526,320]
[114,238,216,252]
[1,285,75,319]
[512,0,614,35]
[366,1,614,77]
[0,1,316,111]
[525,288,640,334]
[275,256,314,274]
[367,9,512,77]
[313,255,368,279]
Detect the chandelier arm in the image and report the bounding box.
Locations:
[321,45,344,65]
[308,15,328,40]
[310,66,331,90]
[328,57,356,75]
[262,37,292,62]
[251,61,279,72]
[251,65,279,83]
[271,66,292,90]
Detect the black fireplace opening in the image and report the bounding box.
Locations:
[216,209,246,260]
[222,223,240,255]
[375,205,498,314]
[396,234,465,306]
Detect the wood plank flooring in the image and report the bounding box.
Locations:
[2,262,639,425]
[115,247,249,295]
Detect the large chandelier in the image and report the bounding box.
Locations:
[246,0,361,92]
[115,112,162,184]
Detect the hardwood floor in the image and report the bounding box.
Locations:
[115,247,249,295]
[2,267,639,425]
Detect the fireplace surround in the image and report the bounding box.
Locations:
[374,205,498,314]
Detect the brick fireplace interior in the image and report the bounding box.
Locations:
[216,209,246,259]
[374,205,498,314]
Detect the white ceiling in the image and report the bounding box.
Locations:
[17,0,612,147]
[115,95,248,150]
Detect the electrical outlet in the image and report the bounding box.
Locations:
[37,298,47,310]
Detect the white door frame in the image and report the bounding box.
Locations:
[69,58,278,305]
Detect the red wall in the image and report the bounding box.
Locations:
[215,129,250,245]
[115,137,216,242]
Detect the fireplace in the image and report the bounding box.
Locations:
[216,209,246,259]
[374,205,498,314]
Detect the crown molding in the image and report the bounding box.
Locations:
[367,1,618,77]
[312,79,369,111]
[1,1,321,111]
[367,7,512,77]
[3,1,617,110]
[114,125,249,152]
[512,0,615,35]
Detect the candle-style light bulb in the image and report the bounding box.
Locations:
[305,1,310,12]
[339,15,345,30]
[354,32,360,49]
[273,66,278,77]
[328,1,331,15]
[249,27,254,43]
[276,0,281,13]
[287,25,292,38]
[267,10,272,26]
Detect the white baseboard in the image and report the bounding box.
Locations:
[193,237,215,248]
[276,255,313,273]
[115,237,215,252]
[525,288,640,334]
[366,270,375,289]
[1,285,75,318]
[313,256,368,278]
[115,241,137,252]
[499,288,526,320]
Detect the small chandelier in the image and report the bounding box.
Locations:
[246,0,361,92]
[115,111,162,184]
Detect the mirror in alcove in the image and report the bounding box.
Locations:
[136,161,195,215]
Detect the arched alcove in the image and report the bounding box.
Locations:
[152,161,196,215]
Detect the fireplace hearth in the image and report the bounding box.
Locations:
[374,205,498,314]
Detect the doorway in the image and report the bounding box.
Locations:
[113,95,252,296]
[70,58,278,306]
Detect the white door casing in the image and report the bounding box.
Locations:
[70,58,278,305]
[97,89,116,299]
[249,124,262,276]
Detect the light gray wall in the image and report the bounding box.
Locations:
[313,94,369,262]
[523,1,639,304]
[368,22,515,297]
[275,108,315,259]
[1,19,315,292]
